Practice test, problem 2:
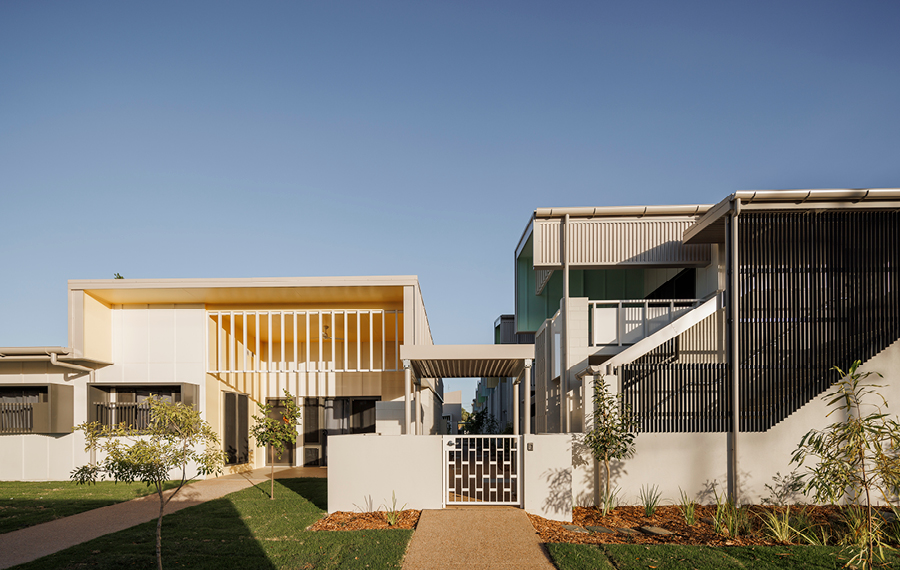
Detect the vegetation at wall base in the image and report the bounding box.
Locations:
[583,376,636,499]
[547,543,900,570]
[10,478,410,570]
[0,480,181,534]
[792,361,900,570]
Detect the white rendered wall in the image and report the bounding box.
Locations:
[327,435,443,513]
[0,362,90,480]
[524,434,572,522]
[96,304,207,417]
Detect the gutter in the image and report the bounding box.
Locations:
[535,204,712,218]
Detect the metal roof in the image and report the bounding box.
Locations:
[399,344,534,379]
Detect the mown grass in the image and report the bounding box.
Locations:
[548,543,900,569]
[10,478,410,570]
[0,480,181,534]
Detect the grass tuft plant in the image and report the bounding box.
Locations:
[639,484,662,518]
[382,491,406,526]
[760,506,795,543]
[677,487,697,526]
[598,486,620,517]
[713,490,750,537]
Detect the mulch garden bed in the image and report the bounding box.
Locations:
[529,505,841,546]
[309,510,421,531]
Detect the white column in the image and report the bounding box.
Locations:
[524,359,532,435]
[415,383,422,435]
[562,214,570,434]
[513,372,521,436]
[403,360,411,435]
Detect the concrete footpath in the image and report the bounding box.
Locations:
[402,507,556,570]
[0,466,326,570]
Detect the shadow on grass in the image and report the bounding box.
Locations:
[0,481,181,535]
[10,479,407,570]
[277,478,327,511]
[10,493,276,570]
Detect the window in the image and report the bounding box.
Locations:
[0,384,73,434]
[223,392,249,465]
[88,384,198,430]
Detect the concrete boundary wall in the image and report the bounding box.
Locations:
[328,433,574,522]
[524,434,572,522]
[327,435,443,513]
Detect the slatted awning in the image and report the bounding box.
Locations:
[399,344,534,379]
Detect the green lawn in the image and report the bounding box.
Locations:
[10,478,411,570]
[547,543,900,570]
[0,480,181,534]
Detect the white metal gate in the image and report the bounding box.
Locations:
[443,435,522,506]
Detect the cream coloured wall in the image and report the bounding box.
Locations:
[82,293,112,363]
[327,435,444,513]
[524,434,572,522]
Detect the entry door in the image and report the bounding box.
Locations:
[266,398,296,466]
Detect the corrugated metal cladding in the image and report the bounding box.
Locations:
[533,218,710,268]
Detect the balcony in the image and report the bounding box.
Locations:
[588,299,699,347]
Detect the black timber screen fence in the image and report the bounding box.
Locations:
[619,210,899,433]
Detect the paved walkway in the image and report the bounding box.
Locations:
[0,466,326,569]
[402,507,555,570]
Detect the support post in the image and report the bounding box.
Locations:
[726,200,741,502]
[415,382,422,435]
[562,214,570,434]
[512,370,522,436]
[403,360,411,435]
[524,359,533,435]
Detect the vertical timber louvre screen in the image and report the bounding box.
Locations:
[444,435,521,506]
[738,211,900,432]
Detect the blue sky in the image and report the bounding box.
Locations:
[2,1,898,408]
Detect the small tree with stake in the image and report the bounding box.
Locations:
[71,397,225,570]
[250,390,301,499]
[584,375,636,509]
[792,361,900,570]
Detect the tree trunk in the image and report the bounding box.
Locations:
[604,452,610,496]
[270,463,275,500]
[157,489,164,570]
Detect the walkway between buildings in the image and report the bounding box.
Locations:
[0,466,326,570]
[402,507,555,570]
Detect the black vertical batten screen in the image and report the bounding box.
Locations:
[739,210,900,431]
[619,209,899,433]
[620,363,729,432]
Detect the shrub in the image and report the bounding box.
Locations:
[791,361,900,569]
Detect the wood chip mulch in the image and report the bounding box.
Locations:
[528,505,841,546]
[309,510,421,531]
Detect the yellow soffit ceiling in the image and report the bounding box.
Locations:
[70,277,414,306]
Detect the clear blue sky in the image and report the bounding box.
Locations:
[2,1,898,409]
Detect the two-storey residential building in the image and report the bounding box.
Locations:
[0,276,440,480]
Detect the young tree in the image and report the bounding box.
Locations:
[584,376,636,502]
[71,397,225,570]
[791,361,900,570]
[461,409,499,435]
[250,390,301,499]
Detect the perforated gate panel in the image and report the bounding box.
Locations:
[443,435,521,506]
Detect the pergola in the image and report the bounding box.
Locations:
[399,344,535,435]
